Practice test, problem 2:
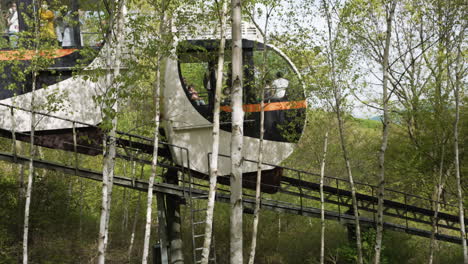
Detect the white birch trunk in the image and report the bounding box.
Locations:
[374,2,396,264]
[428,152,447,264]
[230,0,244,263]
[452,29,467,263]
[97,2,126,262]
[122,163,128,232]
[142,3,165,258]
[127,161,140,261]
[22,5,41,261]
[320,131,329,264]
[247,7,272,263]
[322,0,363,262]
[23,73,36,264]
[142,59,162,264]
[201,1,228,263]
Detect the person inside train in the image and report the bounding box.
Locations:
[54,5,67,46]
[188,84,205,106]
[203,62,216,107]
[221,86,231,105]
[61,8,76,47]
[264,79,273,101]
[39,2,56,40]
[270,71,289,100]
[7,2,18,48]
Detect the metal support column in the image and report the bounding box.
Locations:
[157,193,169,264]
[166,168,184,264]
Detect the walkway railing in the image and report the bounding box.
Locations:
[0,101,466,244]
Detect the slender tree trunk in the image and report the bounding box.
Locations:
[122,163,128,232]
[322,0,363,262]
[98,2,126,262]
[374,2,396,264]
[230,0,244,263]
[247,7,272,264]
[22,4,41,260]
[78,178,84,238]
[142,58,162,264]
[320,131,329,264]
[127,162,141,261]
[99,123,117,262]
[23,73,36,264]
[452,30,467,263]
[142,2,165,259]
[428,147,447,264]
[201,1,227,263]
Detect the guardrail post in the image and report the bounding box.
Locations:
[297,171,303,214]
[10,106,17,162]
[371,186,376,222]
[336,179,341,219]
[72,122,78,174]
[404,194,408,229]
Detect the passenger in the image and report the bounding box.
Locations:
[39,2,57,40]
[54,6,66,46]
[203,63,216,106]
[264,79,273,101]
[78,9,85,45]
[7,2,18,48]
[62,10,75,47]
[188,85,205,106]
[271,72,289,100]
[221,87,231,105]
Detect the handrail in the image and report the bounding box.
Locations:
[215,153,458,212]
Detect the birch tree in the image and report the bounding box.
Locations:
[22,13,39,264]
[142,0,166,262]
[385,1,466,261]
[374,2,397,263]
[245,1,276,263]
[450,15,467,263]
[230,0,244,262]
[127,161,141,261]
[22,0,50,261]
[97,1,126,262]
[319,131,329,264]
[324,1,364,262]
[200,0,228,263]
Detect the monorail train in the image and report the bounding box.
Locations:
[163,23,307,180]
[0,1,307,183]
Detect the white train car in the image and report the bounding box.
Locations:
[163,22,307,181]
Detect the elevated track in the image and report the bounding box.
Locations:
[0,102,466,245]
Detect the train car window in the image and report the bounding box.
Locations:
[0,0,108,49]
[177,40,305,143]
[78,0,108,47]
[250,48,303,103]
[0,0,19,49]
[178,43,233,119]
[240,47,305,142]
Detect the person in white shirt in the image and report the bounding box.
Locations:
[271,72,289,99]
[7,2,18,48]
[62,10,76,47]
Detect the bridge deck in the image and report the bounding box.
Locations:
[0,151,464,244]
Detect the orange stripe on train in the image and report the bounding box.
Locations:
[220,100,307,113]
[0,48,78,61]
